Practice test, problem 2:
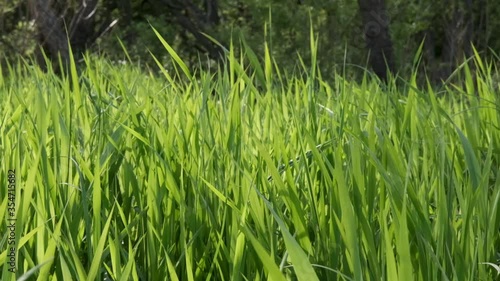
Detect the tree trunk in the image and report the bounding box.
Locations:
[28,0,69,69]
[420,0,475,83]
[357,0,395,82]
[442,0,474,75]
[205,0,220,25]
[69,0,99,53]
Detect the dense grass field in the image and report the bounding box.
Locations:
[1,38,500,280]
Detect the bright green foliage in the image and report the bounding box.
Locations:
[0,37,500,281]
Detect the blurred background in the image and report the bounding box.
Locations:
[1,0,499,83]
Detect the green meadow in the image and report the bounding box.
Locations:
[1,36,500,280]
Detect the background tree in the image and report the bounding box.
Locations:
[1,0,500,83]
[357,0,395,81]
[412,0,474,82]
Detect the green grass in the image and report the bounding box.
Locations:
[1,39,500,281]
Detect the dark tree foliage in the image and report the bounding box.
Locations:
[1,0,226,71]
[159,0,225,61]
[411,0,475,83]
[1,0,499,83]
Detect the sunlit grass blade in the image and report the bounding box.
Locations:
[87,205,115,281]
[152,26,192,80]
